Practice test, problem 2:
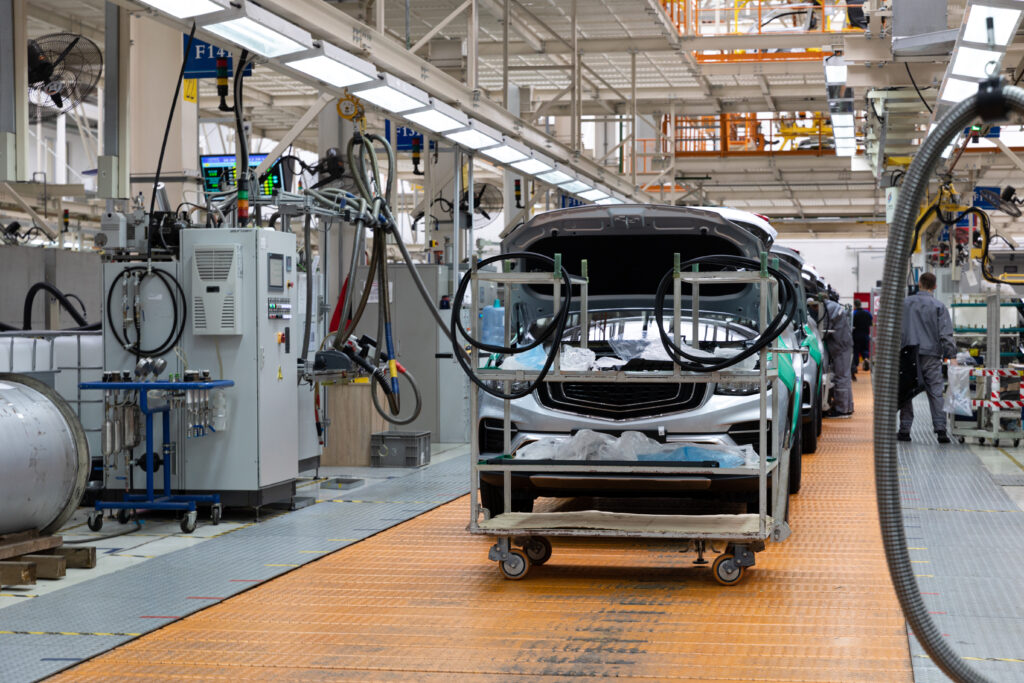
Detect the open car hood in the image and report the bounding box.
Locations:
[501,204,769,324]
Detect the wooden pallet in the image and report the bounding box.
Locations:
[0,531,96,587]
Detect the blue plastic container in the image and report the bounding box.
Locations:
[481,299,505,346]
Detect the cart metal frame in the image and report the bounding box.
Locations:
[79,379,234,533]
[466,253,797,583]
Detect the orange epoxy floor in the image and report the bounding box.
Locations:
[52,377,912,681]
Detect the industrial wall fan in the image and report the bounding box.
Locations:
[978,186,1023,218]
[462,182,504,230]
[27,32,103,121]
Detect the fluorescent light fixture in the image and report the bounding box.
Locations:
[404,99,467,133]
[824,55,847,86]
[443,120,502,149]
[511,154,554,176]
[202,1,311,58]
[951,46,1003,79]
[284,43,376,88]
[831,113,854,128]
[352,73,429,113]
[579,188,609,201]
[832,126,855,139]
[941,77,979,103]
[537,169,574,185]
[480,142,528,164]
[595,198,618,205]
[138,0,226,19]
[559,179,592,194]
[835,146,856,157]
[964,5,1022,47]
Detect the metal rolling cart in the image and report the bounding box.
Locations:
[466,253,795,584]
[79,378,234,533]
[950,294,1024,446]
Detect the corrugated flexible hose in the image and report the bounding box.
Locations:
[877,83,1023,683]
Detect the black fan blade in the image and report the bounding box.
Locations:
[49,90,64,110]
[51,35,81,71]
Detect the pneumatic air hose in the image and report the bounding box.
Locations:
[876,78,1021,683]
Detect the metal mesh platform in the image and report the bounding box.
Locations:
[48,378,915,682]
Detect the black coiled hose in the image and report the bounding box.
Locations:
[450,252,574,400]
[105,267,187,359]
[876,81,1020,683]
[653,255,799,371]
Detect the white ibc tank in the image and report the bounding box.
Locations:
[0,373,89,535]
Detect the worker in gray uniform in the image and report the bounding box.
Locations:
[898,272,956,443]
[824,296,854,418]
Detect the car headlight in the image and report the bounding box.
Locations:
[714,382,764,396]
[484,380,533,394]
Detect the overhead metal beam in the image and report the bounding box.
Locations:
[478,32,839,56]
[253,92,335,180]
[410,0,471,54]
[478,0,543,52]
[224,0,648,201]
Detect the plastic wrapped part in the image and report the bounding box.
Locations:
[513,429,757,467]
[956,351,977,366]
[638,442,756,468]
[559,345,596,371]
[499,344,549,371]
[593,356,627,369]
[608,337,649,361]
[944,366,974,418]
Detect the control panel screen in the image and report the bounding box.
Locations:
[268,253,284,290]
[200,153,282,198]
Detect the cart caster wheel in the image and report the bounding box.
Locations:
[498,550,530,580]
[995,440,1001,448]
[958,436,965,444]
[116,508,132,525]
[1015,440,1021,448]
[87,511,103,532]
[210,504,222,526]
[979,438,986,445]
[712,553,745,586]
[180,511,198,534]
[523,537,552,566]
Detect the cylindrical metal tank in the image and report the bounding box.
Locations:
[0,373,89,535]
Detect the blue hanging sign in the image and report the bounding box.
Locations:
[384,120,425,152]
[973,186,1001,210]
[183,36,252,79]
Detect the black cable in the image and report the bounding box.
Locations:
[653,255,798,372]
[22,281,89,329]
[64,292,87,317]
[451,252,574,400]
[905,63,934,114]
[149,22,196,259]
[233,49,252,226]
[105,267,186,358]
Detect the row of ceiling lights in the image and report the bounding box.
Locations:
[136,0,628,205]
[823,56,856,158]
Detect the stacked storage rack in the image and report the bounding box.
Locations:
[950,293,1024,446]
[466,254,795,583]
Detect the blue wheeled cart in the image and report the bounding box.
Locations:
[79,379,234,533]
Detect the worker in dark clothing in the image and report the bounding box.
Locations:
[851,299,872,378]
[823,297,854,417]
[898,272,956,443]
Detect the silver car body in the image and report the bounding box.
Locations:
[479,205,802,461]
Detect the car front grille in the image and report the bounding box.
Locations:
[537,382,705,419]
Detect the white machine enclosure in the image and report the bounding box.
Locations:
[180,228,299,504]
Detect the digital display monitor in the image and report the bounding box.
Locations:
[200,153,282,198]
